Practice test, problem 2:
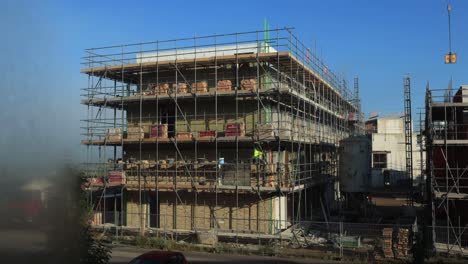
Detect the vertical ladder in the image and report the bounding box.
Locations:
[404,76,413,206]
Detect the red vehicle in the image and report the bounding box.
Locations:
[128,251,187,264]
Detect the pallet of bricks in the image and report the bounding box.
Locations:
[256,123,275,140]
[176,132,193,140]
[192,81,208,93]
[240,79,257,91]
[106,128,122,141]
[217,80,232,91]
[395,228,410,258]
[225,122,245,137]
[150,124,168,138]
[173,83,187,94]
[382,228,393,258]
[148,83,169,95]
[127,126,144,140]
[198,130,216,141]
[142,84,155,96]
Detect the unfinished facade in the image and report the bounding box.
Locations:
[81,29,361,237]
[425,85,468,253]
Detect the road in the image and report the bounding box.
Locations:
[0,228,48,263]
[0,228,341,263]
[111,245,341,264]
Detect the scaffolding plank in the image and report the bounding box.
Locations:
[433,139,468,145]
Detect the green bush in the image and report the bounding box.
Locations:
[46,167,111,264]
[135,235,150,248]
[149,237,168,249]
[258,245,275,256]
[214,243,232,254]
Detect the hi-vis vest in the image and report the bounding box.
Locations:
[253,148,263,159]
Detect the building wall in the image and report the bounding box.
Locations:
[377,117,404,134]
[370,117,423,187]
[125,192,149,228]
[123,190,289,234]
[154,192,285,234]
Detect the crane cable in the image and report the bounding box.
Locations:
[447,1,452,55]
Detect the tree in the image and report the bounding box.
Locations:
[45,166,111,264]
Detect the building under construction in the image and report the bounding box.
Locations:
[81,28,362,237]
[425,85,468,253]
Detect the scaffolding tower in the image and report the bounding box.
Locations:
[425,83,468,254]
[80,28,362,239]
[404,76,413,206]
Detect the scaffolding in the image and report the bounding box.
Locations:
[425,83,468,254]
[80,28,362,239]
[403,76,413,206]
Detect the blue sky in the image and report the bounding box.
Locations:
[1,0,467,166]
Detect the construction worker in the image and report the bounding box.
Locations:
[252,142,265,164]
[253,143,267,185]
[218,156,225,185]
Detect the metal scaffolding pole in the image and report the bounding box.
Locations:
[80,27,361,242]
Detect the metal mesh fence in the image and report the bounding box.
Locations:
[91,211,422,260]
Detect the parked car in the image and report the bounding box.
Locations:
[128,251,187,264]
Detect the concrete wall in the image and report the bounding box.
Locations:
[377,117,404,134]
[339,136,371,192]
[370,117,423,186]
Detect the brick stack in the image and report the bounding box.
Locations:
[142,84,155,96]
[396,228,410,258]
[172,83,187,94]
[192,81,208,93]
[127,126,144,140]
[217,80,232,91]
[147,83,169,95]
[382,228,394,258]
[106,128,122,141]
[176,132,193,140]
[157,83,170,94]
[107,171,126,186]
[198,130,216,140]
[240,79,257,91]
[150,124,168,138]
[256,123,275,140]
[225,122,245,137]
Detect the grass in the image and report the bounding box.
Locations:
[109,233,453,263]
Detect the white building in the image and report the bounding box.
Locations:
[365,114,423,188]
